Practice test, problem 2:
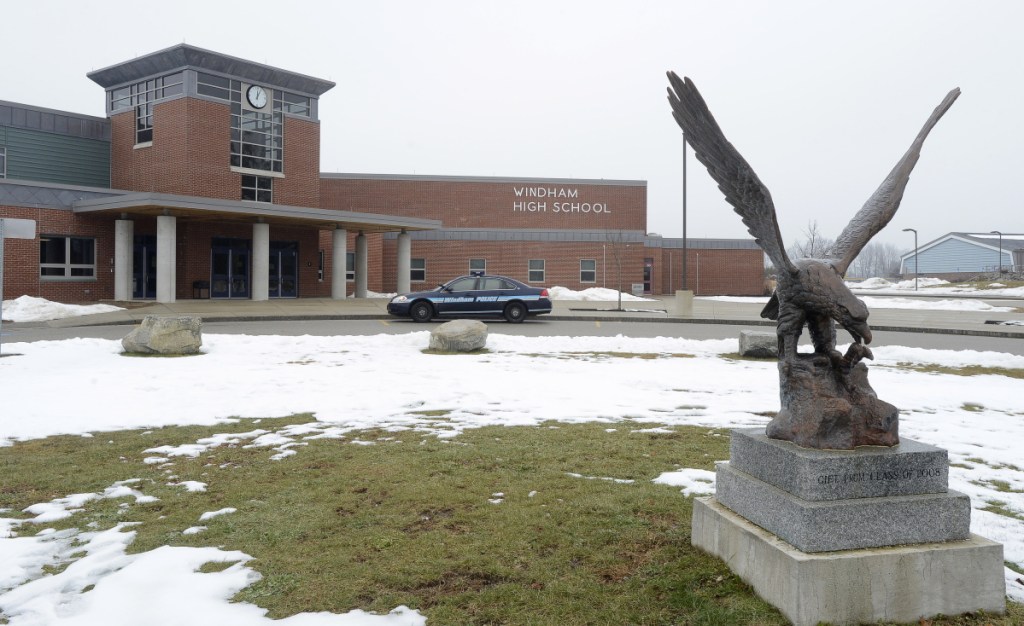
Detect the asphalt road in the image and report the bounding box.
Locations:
[6,318,1024,355]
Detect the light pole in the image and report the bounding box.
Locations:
[902,228,918,291]
[681,131,688,291]
[990,230,1003,273]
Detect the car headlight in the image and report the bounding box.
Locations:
[392,295,408,303]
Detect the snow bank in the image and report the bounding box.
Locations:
[548,286,654,301]
[1,296,124,323]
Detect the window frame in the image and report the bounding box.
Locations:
[39,235,96,281]
[346,251,355,282]
[580,259,597,283]
[411,258,426,282]
[110,72,185,145]
[241,174,273,203]
[528,259,546,283]
[469,258,486,274]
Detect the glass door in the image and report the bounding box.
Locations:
[269,241,298,298]
[132,235,157,299]
[211,238,251,299]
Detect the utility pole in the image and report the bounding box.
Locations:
[681,131,688,291]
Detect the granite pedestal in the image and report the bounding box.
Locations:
[692,497,1006,626]
[716,429,970,552]
[691,428,1006,624]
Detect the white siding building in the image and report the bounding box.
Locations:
[900,232,1023,275]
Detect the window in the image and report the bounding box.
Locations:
[481,277,514,290]
[275,90,311,118]
[0,146,5,178]
[411,258,426,282]
[231,108,283,172]
[198,72,289,172]
[241,175,272,202]
[469,258,486,274]
[528,259,545,283]
[580,259,597,283]
[447,277,477,291]
[318,250,324,282]
[39,236,95,279]
[109,72,184,144]
[346,252,355,281]
[196,72,238,102]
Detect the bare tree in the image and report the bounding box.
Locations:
[847,241,904,279]
[787,220,835,260]
[605,231,629,310]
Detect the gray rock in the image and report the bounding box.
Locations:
[739,330,776,358]
[122,315,203,355]
[429,319,487,352]
[767,355,899,449]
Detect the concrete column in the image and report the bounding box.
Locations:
[672,290,694,317]
[114,219,134,301]
[354,231,368,298]
[252,222,270,301]
[396,229,411,295]
[156,215,176,303]
[331,227,348,299]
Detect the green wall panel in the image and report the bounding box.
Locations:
[1,127,110,188]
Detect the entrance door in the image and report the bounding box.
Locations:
[643,257,654,294]
[132,235,157,299]
[211,238,251,299]
[269,241,298,298]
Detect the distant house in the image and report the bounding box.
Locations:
[899,232,1022,276]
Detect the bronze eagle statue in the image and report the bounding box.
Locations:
[667,74,960,367]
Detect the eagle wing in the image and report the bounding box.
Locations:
[667,72,795,274]
[828,88,960,275]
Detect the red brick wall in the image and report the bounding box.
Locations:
[0,205,115,302]
[372,240,766,296]
[321,177,646,231]
[275,117,321,208]
[112,97,320,207]
[659,248,766,296]
[169,221,322,300]
[380,239,649,294]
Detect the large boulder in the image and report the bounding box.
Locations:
[122,315,203,355]
[739,329,776,358]
[429,319,487,352]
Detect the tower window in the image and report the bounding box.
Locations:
[109,72,184,144]
[241,175,272,203]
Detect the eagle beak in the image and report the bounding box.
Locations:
[848,322,872,345]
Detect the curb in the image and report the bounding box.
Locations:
[30,313,1024,340]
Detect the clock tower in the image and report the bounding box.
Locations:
[87,44,335,209]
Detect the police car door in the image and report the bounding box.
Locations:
[473,276,506,315]
[438,276,479,316]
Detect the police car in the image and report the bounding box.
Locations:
[387,272,552,323]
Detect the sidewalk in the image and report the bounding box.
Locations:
[32,295,1024,339]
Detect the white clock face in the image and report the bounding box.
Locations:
[246,85,268,109]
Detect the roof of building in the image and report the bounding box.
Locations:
[899,231,1024,259]
[321,173,647,187]
[0,100,110,141]
[72,191,440,233]
[86,44,336,97]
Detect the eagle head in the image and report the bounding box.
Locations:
[797,259,873,345]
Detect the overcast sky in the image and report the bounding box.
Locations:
[5,1,1022,249]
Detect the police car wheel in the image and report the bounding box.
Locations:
[504,302,527,323]
[411,301,433,322]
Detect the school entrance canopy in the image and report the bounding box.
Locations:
[73,191,441,302]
